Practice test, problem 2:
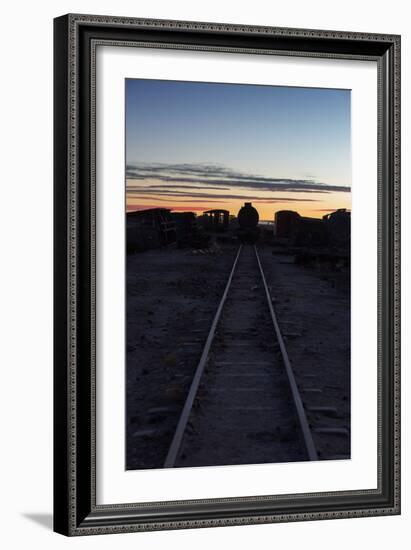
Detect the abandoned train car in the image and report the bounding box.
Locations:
[200,209,229,232]
[127,208,176,253]
[322,209,351,246]
[275,209,350,247]
[171,211,210,248]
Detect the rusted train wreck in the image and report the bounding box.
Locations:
[127,208,211,253]
[274,209,351,266]
[127,208,176,253]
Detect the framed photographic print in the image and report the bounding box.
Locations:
[53,14,401,536]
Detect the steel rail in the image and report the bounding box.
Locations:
[254,245,318,461]
[163,245,243,468]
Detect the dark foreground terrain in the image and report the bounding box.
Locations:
[126,243,237,469]
[126,242,350,469]
[259,247,350,460]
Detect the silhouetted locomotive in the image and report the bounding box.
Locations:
[237,202,260,244]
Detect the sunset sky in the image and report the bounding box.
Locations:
[125,79,351,220]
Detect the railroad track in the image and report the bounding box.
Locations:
[164,244,318,468]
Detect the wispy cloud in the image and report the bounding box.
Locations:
[146,184,232,191]
[132,197,226,204]
[127,204,208,212]
[126,162,350,195]
[313,208,350,212]
[127,189,317,202]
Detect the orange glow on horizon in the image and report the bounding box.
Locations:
[126,175,351,219]
[126,196,351,219]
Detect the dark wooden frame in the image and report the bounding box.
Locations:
[54,13,401,536]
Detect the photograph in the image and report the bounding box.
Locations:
[52,11,400,536]
[0,0,404,542]
[125,79,352,470]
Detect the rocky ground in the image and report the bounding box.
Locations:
[126,242,238,469]
[126,241,351,470]
[258,246,351,460]
[175,245,307,468]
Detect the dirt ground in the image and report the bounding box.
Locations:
[126,241,350,469]
[175,245,306,468]
[126,242,238,469]
[258,246,351,460]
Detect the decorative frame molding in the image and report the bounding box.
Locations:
[54,13,400,536]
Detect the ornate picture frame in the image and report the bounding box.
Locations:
[53,14,400,536]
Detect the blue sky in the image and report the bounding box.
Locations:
[125,79,351,218]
